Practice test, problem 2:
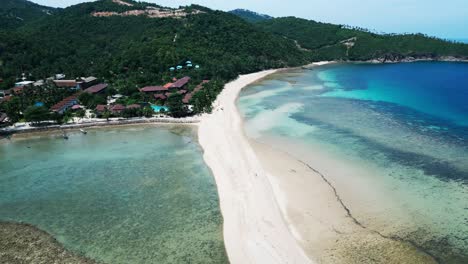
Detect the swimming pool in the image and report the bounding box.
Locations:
[151,105,169,112]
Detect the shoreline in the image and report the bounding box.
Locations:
[0,116,200,136]
[197,62,332,264]
[198,61,440,264]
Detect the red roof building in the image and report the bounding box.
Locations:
[177,89,187,94]
[110,104,126,113]
[182,93,193,104]
[12,86,24,94]
[171,76,190,89]
[84,83,108,94]
[51,94,80,114]
[54,80,79,89]
[126,104,141,109]
[154,94,167,100]
[163,82,173,89]
[140,86,168,93]
[0,113,8,123]
[183,80,209,104]
[95,105,108,112]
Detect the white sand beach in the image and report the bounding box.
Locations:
[198,62,436,264]
[198,69,313,264]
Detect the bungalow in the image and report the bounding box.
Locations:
[154,94,167,100]
[183,80,209,104]
[71,105,83,111]
[54,80,81,90]
[12,86,24,94]
[95,104,108,114]
[110,104,126,114]
[80,77,98,88]
[50,94,79,114]
[84,83,108,94]
[0,113,9,124]
[140,86,168,93]
[126,104,141,110]
[171,76,190,89]
[0,89,11,98]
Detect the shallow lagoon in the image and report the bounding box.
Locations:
[0,125,228,263]
[239,62,468,263]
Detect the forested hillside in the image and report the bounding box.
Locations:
[1,0,468,112]
[0,0,308,90]
[0,0,55,29]
[229,9,273,23]
[255,17,468,61]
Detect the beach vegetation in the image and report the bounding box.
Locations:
[23,105,50,124]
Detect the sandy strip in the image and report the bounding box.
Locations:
[198,69,315,264]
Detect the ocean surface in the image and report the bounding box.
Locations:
[238,62,468,263]
[0,126,228,263]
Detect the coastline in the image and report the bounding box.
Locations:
[197,63,330,264]
[198,61,439,264]
[0,116,200,137]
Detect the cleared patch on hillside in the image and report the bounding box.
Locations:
[92,6,204,19]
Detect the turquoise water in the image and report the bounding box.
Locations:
[238,62,468,263]
[151,105,169,112]
[0,126,228,263]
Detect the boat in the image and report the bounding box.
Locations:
[80,129,88,134]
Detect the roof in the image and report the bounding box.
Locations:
[177,89,187,94]
[182,93,193,104]
[33,80,45,86]
[85,83,108,94]
[163,82,173,89]
[127,104,141,109]
[0,113,7,123]
[12,86,24,94]
[54,80,77,87]
[154,94,167,100]
[183,80,209,104]
[111,104,126,111]
[82,76,97,83]
[171,76,190,88]
[15,81,34,86]
[51,94,79,111]
[140,86,167,92]
[71,105,83,110]
[95,105,108,112]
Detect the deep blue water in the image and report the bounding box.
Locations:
[321,62,468,126]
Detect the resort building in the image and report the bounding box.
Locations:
[110,104,126,114]
[50,94,80,114]
[170,76,190,89]
[95,104,108,114]
[84,83,108,94]
[53,80,81,90]
[0,89,11,98]
[140,86,167,93]
[154,94,167,100]
[79,77,98,88]
[0,112,9,125]
[183,80,209,104]
[126,104,141,110]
